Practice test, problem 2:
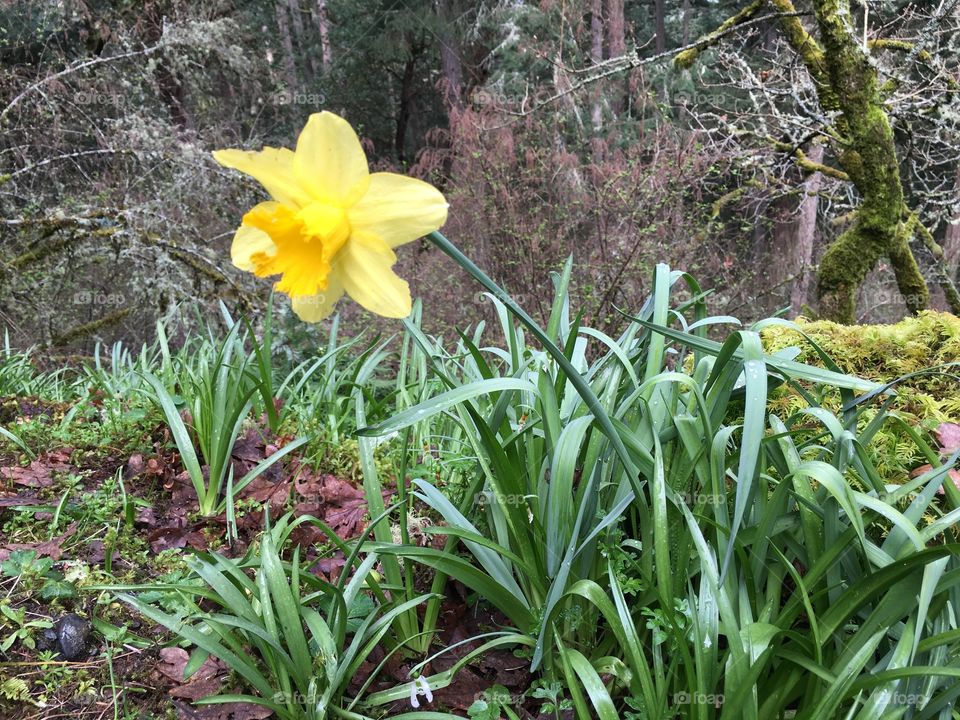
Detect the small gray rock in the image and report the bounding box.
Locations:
[36,626,58,652]
[55,614,90,660]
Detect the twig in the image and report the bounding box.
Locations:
[10,149,129,178]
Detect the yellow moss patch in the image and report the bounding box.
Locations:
[761,311,960,481]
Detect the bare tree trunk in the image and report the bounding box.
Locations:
[681,0,691,45]
[437,0,464,112]
[287,0,305,45]
[396,53,417,163]
[286,0,316,77]
[605,0,626,116]
[948,0,960,285]
[311,0,332,71]
[945,165,960,281]
[142,4,191,131]
[553,57,585,133]
[155,64,191,131]
[275,1,299,89]
[654,0,667,53]
[789,144,823,314]
[590,0,604,132]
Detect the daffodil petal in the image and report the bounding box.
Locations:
[337,232,412,318]
[290,272,345,322]
[213,147,312,208]
[240,201,334,298]
[293,112,370,206]
[230,224,276,272]
[349,173,449,248]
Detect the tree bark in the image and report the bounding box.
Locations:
[810,0,926,322]
[790,145,823,315]
[681,0,692,45]
[677,0,950,322]
[437,0,464,112]
[141,3,191,131]
[654,0,667,53]
[945,165,960,282]
[605,0,626,116]
[396,53,417,163]
[772,145,824,315]
[275,1,299,89]
[287,0,305,45]
[590,0,604,132]
[311,0,332,71]
[286,0,316,77]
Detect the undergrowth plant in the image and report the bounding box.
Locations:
[142,308,308,517]
[355,246,960,719]
[108,510,512,720]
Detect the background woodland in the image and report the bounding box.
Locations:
[3,0,960,349]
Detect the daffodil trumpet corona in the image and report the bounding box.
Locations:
[213,111,448,321]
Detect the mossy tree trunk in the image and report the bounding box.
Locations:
[809,0,927,322]
[677,0,960,323]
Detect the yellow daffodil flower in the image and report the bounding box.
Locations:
[213,111,447,321]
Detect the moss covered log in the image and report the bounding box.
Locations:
[49,307,133,347]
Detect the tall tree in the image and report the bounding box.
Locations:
[275,0,299,89]
[654,0,667,52]
[773,142,823,314]
[437,0,465,111]
[590,0,604,131]
[311,0,332,70]
[604,0,626,115]
[946,167,960,281]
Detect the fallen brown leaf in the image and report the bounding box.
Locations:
[911,463,960,495]
[1,461,53,487]
[0,495,42,507]
[0,522,77,561]
[159,649,271,719]
[0,448,74,488]
[193,702,274,720]
[148,525,209,554]
[157,647,224,685]
[294,472,391,539]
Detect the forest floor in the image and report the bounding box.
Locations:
[0,396,537,720]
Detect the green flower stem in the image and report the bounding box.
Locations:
[426,230,641,487]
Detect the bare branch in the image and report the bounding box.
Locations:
[505,10,808,119]
[10,149,129,178]
[0,44,162,123]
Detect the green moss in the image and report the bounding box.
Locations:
[672,0,764,70]
[762,311,960,480]
[816,223,887,324]
[50,307,133,346]
[912,214,960,314]
[674,48,699,70]
[770,0,835,107]
[888,222,929,314]
[807,0,932,322]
